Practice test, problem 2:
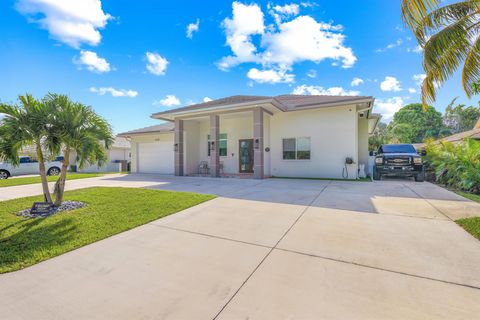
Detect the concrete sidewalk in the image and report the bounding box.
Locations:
[0,176,479,319]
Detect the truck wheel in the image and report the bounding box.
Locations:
[373,167,381,180]
[0,170,9,179]
[47,167,60,176]
[415,170,425,182]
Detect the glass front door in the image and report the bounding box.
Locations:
[239,139,254,173]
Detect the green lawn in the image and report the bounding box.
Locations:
[0,187,214,273]
[0,173,102,188]
[455,191,480,240]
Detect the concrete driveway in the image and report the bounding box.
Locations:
[1,175,480,319]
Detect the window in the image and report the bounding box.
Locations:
[282,137,311,160]
[208,134,227,157]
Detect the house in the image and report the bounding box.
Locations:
[73,136,131,172]
[414,117,480,149]
[119,95,379,179]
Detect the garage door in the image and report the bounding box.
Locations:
[137,141,174,174]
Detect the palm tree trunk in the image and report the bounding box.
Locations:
[53,149,70,207]
[36,145,53,204]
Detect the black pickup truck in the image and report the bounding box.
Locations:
[372,144,425,182]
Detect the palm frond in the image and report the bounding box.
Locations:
[462,34,480,97]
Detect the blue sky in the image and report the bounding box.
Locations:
[0,0,477,134]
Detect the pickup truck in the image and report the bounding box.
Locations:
[372,144,425,182]
[0,156,63,179]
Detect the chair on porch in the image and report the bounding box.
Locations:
[198,161,209,176]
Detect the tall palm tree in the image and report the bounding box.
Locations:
[401,0,480,108]
[44,94,114,206]
[0,94,54,203]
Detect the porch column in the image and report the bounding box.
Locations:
[174,118,184,176]
[209,114,220,177]
[253,108,264,179]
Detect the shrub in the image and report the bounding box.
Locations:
[425,138,480,194]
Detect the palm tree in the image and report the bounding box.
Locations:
[401,0,480,108]
[0,94,54,203]
[44,94,114,206]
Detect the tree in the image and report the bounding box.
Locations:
[401,0,480,109]
[0,94,54,203]
[369,122,388,150]
[443,98,480,133]
[44,94,114,206]
[387,103,449,143]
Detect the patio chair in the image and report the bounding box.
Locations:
[198,161,209,176]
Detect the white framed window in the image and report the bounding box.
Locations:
[282,137,311,160]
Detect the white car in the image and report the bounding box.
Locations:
[0,156,63,179]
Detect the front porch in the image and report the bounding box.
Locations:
[174,108,270,179]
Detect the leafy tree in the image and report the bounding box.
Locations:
[369,122,388,150]
[401,0,480,109]
[444,98,480,133]
[44,94,114,206]
[0,94,54,203]
[387,103,449,143]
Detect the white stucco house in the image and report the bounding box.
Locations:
[119,95,380,179]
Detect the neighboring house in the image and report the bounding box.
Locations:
[119,95,379,179]
[73,136,131,172]
[414,117,480,149]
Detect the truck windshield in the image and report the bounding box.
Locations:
[380,144,416,153]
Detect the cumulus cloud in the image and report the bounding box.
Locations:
[292,85,360,96]
[268,3,300,24]
[407,45,423,53]
[218,2,356,83]
[90,87,138,98]
[412,73,426,86]
[307,69,317,78]
[373,97,404,122]
[16,0,111,48]
[153,95,181,107]
[186,19,200,39]
[74,50,111,73]
[203,97,213,102]
[380,76,402,92]
[247,67,294,84]
[376,39,402,53]
[408,87,416,93]
[351,77,364,87]
[145,52,168,75]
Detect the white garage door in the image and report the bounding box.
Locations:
[137,141,174,174]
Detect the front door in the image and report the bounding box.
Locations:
[239,139,254,173]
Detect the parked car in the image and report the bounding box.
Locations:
[372,144,426,182]
[0,156,62,179]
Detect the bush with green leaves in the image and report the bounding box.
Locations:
[425,138,480,194]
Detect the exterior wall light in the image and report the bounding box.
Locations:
[254,138,259,149]
[210,141,215,151]
[174,143,179,152]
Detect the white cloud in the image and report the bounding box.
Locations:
[74,50,111,73]
[203,97,213,102]
[145,52,168,75]
[412,73,426,86]
[351,77,364,87]
[407,45,423,53]
[16,0,111,48]
[306,69,317,78]
[186,19,200,39]
[218,2,356,78]
[380,76,402,92]
[373,97,404,122]
[408,87,417,93]
[376,39,402,53]
[292,84,360,96]
[154,95,181,107]
[89,87,138,98]
[268,3,300,24]
[247,67,295,84]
